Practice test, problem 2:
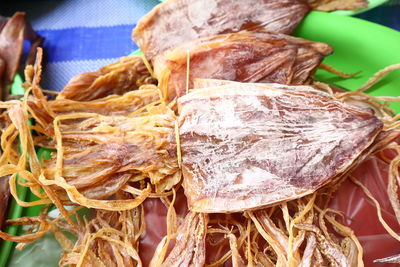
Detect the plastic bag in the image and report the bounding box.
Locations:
[329,154,400,266]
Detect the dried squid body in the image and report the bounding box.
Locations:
[178,82,383,213]
[132,0,310,59]
[153,30,333,100]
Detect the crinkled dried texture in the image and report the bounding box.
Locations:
[304,0,368,11]
[25,50,161,136]
[295,223,351,266]
[178,83,382,213]
[249,210,293,264]
[150,212,208,267]
[21,50,180,210]
[0,13,44,72]
[245,194,364,267]
[58,56,155,101]
[146,194,361,266]
[60,208,144,267]
[133,0,310,59]
[154,31,332,100]
[42,113,179,200]
[298,233,317,267]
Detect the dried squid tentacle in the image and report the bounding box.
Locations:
[374,253,400,264]
[39,173,151,211]
[247,210,291,265]
[356,63,400,92]
[150,212,208,267]
[298,233,317,267]
[295,223,350,266]
[62,207,144,267]
[319,63,360,78]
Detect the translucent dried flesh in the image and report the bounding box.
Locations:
[43,113,179,194]
[0,111,11,229]
[178,83,383,213]
[132,0,310,59]
[0,12,25,103]
[154,31,333,100]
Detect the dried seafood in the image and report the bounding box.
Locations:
[0,52,399,267]
[0,12,44,100]
[0,12,25,97]
[154,31,332,99]
[59,207,145,267]
[0,50,180,217]
[150,212,208,267]
[178,82,382,213]
[132,0,310,59]
[0,2,400,267]
[58,56,155,101]
[0,11,43,229]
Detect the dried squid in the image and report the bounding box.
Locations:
[178,82,382,213]
[0,51,180,214]
[150,212,208,267]
[58,56,155,101]
[0,1,400,266]
[0,12,43,229]
[132,0,310,59]
[154,30,333,99]
[59,207,144,267]
[0,12,44,99]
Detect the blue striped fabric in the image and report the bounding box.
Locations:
[9,0,159,91]
[37,25,138,62]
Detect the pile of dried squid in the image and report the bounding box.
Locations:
[1,0,400,266]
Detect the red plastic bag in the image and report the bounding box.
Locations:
[330,153,400,266]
